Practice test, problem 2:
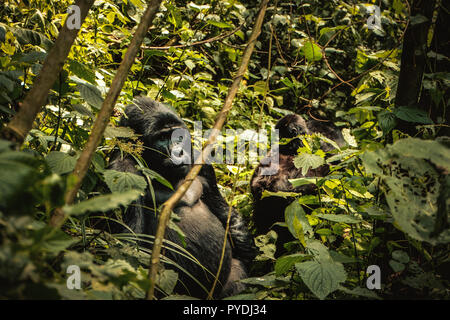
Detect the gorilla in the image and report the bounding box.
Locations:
[108,97,256,298]
[250,114,345,254]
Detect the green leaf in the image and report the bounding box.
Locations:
[46,151,77,175]
[156,269,178,295]
[394,106,433,124]
[360,138,450,245]
[0,74,15,92]
[10,26,53,49]
[293,153,325,175]
[327,149,359,163]
[316,214,363,224]
[392,250,410,264]
[306,239,331,260]
[285,201,313,246]
[390,138,450,169]
[329,251,357,264]
[103,170,147,193]
[78,83,104,110]
[206,20,233,29]
[104,126,137,138]
[63,190,142,216]
[275,254,311,276]
[289,177,317,188]
[410,15,428,26]
[41,229,78,253]
[184,60,196,71]
[187,3,210,12]
[0,151,40,207]
[240,274,290,287]
[389,259,405,272]
[69,60,96,84]
[378,110,397,135]
[301,40,323,62]
[339,286,381,299]
[261,190,300,199]
[295,259,347,299]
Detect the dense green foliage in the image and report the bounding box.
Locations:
[0,0,448,300]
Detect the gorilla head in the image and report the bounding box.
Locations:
[120,97,192,184]
[275,113,345,154]
[275,114,309,155]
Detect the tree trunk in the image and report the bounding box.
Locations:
[419,0,450,136]
[395,0,436,109]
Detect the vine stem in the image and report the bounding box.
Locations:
[146,0,270,300]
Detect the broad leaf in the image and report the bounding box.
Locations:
[78,83,103,110]
[293,153,325,175]
[69,59,96,84]
[46,151,77,175]
[64,190,142,216]
[394,106,433,124]
[295,259,347,299]
[289,177,317,188]
[285,201,313,246]
[316,213,363,224]
[275,254,311,276]
[103,169,147,193]
[378,110,397,135]
[301,41,323,62]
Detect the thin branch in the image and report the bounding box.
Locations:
[146,0,270,300]
[143,24,244,50]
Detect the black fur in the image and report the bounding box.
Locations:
[108,97,256,298]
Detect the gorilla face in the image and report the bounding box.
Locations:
[275,114,309,155]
